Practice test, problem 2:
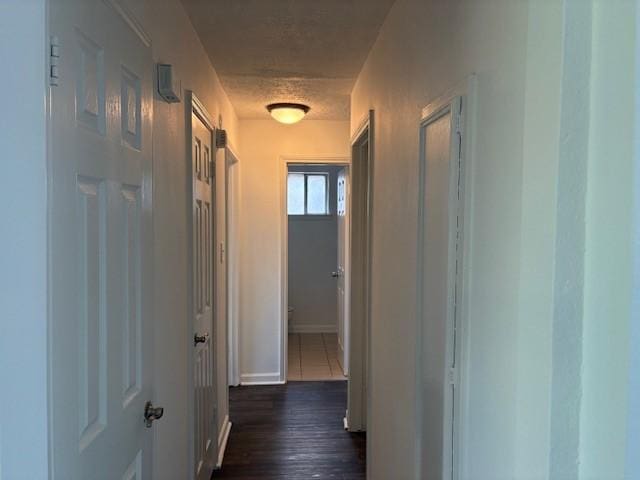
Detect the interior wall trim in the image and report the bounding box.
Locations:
[240,373,285,386]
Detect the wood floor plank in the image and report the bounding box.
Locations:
[213,381,366,479]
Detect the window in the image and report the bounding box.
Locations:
[287,172,329,215]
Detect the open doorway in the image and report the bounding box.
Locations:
[346,111,374,435]
[280,157,350,383]
[226,145,241,387]
[285,164,349,381]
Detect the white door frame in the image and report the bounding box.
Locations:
[415,76,476,480]
[279,155,350,383]
[185,91,218,479]
[226,144,241,387]
[347,111,374,437]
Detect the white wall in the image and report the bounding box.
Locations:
[288,165,341,333]
[351,1,530,477]
[0,1,49,478]
[580,1,638,477]
[352,0,640,479]
[238,120,350,383]
[144,0,239,477]
[628,2,640,475]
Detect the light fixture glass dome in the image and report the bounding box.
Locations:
[266,103,310,124]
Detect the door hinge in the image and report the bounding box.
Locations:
[49,36,60,86]
[455,113,463,135]
[448,367,458,386]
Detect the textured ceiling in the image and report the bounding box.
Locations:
[181,0,396,120]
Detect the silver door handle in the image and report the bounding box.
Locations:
[194,333,209,345]
[331,271,341,278]
[144,401,164,428]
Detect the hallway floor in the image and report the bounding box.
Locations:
[288,333,347,381]
[214,381,366,479]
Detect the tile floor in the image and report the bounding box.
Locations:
[287,333,347,381]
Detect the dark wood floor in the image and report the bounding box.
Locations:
[213,381,366,480]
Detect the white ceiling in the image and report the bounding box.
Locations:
[181,0,396,120]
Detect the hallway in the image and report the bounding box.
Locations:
[214,382,365,479]
[3,0,640,479]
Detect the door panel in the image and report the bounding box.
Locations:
[49,0,153,478]
[191,111,217,480]
[122,186,142,407]
[420,110,451,480]
[76,178,107,450]
[418,97,464,480]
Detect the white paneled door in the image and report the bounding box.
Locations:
[49,0,155,479]
[190,105,218,480]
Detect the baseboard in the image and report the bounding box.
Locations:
[338,340,349,376]
[216,416,232,468]
[289,324,337,334]
[240,372,285,385]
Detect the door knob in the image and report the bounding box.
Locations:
[194,333,209,345]
[144,401,164,428]
[331,271,340,278]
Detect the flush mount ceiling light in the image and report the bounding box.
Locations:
[266,103,310,124]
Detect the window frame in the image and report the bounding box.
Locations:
[287,171,331,216]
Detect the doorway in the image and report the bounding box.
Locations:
[187,94,234,475]
[187,93,218,480]
[226,146,241,387]
[280,157,350,384]
[346,112,374,434]
[286,164,348,381]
